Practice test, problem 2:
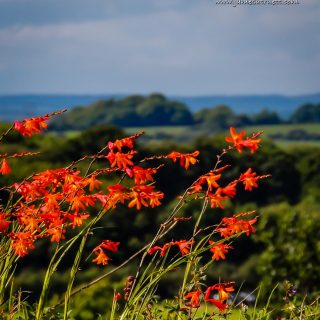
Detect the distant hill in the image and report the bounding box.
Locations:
[0,93,319,121]
[49,94,194,130]
[173,94,320,118]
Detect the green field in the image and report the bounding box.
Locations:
[243,123,320,135]
[124,125,192,135]
[57,123,320,149]
[124,123,320,148]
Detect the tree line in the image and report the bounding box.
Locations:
[48,93,320,130]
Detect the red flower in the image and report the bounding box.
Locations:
[92,240,120,265]
[128,166,157,185]
[128,185,164,210]
[239,168,259,191]
[9,232,35,257]
[225,127,261,153]
[114,292,122,301]
[199,172,221,191]
[0,213,11,233]
[172,240,194,256]
[219,181,237,198]
[148,240,194,257]
[106,150,136,170]
[209,240,233,261]
[108,135,139,152]
[241,138,261,154]
[86,175,102,191]
[205,282,234,312]
[46,221,65,242]
[225,127,245,152]
[105,184,130,208]
[218,215,257,238]
[207,189,228,209]
[92,247,111,265]
[14,115,49,137]
[0,159,11,175]
[66,213,90,229]
[167,150,199,170]
[184,290,202,308]
[99,240,120,252]
[148,244,170,257]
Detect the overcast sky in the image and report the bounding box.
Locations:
[0,0,319,95]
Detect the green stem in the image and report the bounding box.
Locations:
[63,231,89,320]
[35,227,86,320]
[179,195,209,308]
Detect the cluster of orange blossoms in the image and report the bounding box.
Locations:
[148,240,194,257]
[92,240,120,265]
[145,127,266,312]
[14,115,50,137]
[183,127,266,211]
[218,211,257,238]
[166,150,200,170]
[225,127,261,153]
[0,112,204,260]
[184,282,235,311]
[1,114,267,313]
[209,240,233,261]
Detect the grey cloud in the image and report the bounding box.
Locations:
[0,0,319,94]
[0,0,196,28]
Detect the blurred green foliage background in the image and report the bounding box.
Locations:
[1,95,319,319]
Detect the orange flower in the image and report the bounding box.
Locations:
[219,181,237,198]
[188,182,203,194]
[184,290,202,308]
[66,213,90,229]
[92,240,120,265]
[106,150,135,170]
[46,221,65,242]
[14,115,49,137]
[44,193,63,211]
[128,188,149,210]
[204,282,234,312]
[148,244,170,257]
[98,184,130,209]
[167,150,199,170]
[67,192,95,212]
[207,189,228,209]
[225,127,246,152]
[0,159,11,175]
[209,240,233,261]
[0,213,10,233]
[239,168,259,191]
[99,240,120,252]
[108,134,141,152]
[128,185,164,210]
[148,190,164,208]
[128,166,157,185]
[9,232,35,257]
[218,215,257,237]
[199,172,221,191]
[92,247,111,265]
[19,215,41,233]
[148,240,193,257]
[172,240,194,256]
[241,138,261,154]
[86,175,102,191]
[225,127,260,153]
